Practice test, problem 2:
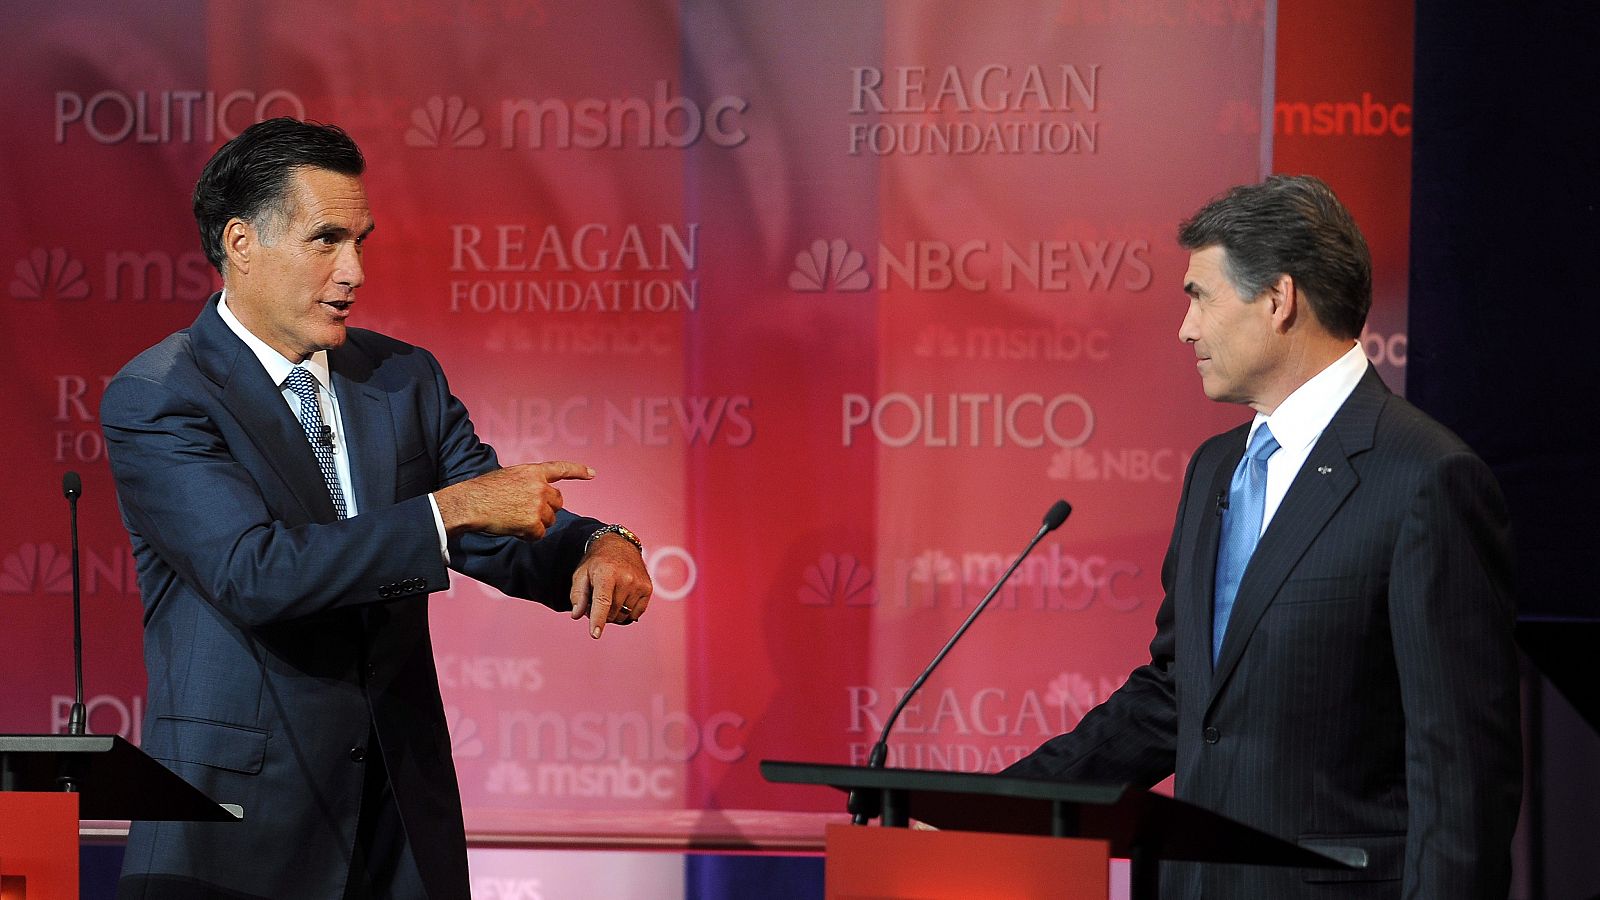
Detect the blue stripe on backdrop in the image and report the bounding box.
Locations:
[685,854,824,900]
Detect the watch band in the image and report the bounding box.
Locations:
[585,523,642,555]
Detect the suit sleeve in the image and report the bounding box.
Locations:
[1001,458,1192,787]
[418,348,602,612]
[101,371,448,628]
[1390,451,1521,898]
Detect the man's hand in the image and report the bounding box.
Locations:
[433,461,594,540]
[570,533,652,639]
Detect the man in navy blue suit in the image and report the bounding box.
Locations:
[101,118,652,899]
[1005,176,1522,898]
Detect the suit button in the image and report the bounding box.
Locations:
[367,664,378,679]
[1203,727,1220,744]
[350,746,366,763]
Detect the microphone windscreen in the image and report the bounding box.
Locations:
[62,471,83,500]
[1043,499,1071,532]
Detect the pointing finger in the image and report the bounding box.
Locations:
[569,564,592,620]
[534,460,596,482]
[588,570,617,640]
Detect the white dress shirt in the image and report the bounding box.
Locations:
[217,294,452,558]
[1247,341,1368,534]
[218,294,359,516]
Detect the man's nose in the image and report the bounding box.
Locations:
[334,242,364,291]
[1178,302,1200,344]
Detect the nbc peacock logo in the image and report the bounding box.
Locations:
[9,248,90,301]
[0,543,72,594]
[787,239,870,292]
[405,96,488,149]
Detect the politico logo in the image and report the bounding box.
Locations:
[843,392,1095,449]
[847,64,1101,156]
[801,544,1151,613]
[54,89,305,144]
[403,81,748,150]
[448,222,700,314]
[789,236,1152,294]
[8,247,216,304]
[51,695,144,743]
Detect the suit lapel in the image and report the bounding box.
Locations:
[1208,367,1387,702]
[329,338,396,513]
[191,295,338,523]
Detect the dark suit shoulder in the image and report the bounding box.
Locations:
[338,327,446,385]
[1370,392,1481,464]
[112,328,197,383]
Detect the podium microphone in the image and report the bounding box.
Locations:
[63,471,87,738]
[847,499,1072,825]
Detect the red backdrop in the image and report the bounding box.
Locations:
[0,0,1408,842]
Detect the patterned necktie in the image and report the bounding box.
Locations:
[1213,423,1279,664]
[284,366,348,519]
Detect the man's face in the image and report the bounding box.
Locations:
[228,167,372,362]
[1179,245,1280,408]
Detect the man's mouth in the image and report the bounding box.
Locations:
[321,299,353,315]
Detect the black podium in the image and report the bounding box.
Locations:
[0,734,238,895]
[761,761,1363,900]
[0,734,240,822]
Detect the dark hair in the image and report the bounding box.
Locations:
[1177,174,1371,339]
[193,117,365,275]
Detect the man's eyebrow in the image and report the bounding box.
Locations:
[1183,280,1202,298]
[308,221,376,239]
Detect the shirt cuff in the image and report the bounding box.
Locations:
[428,493,450,564]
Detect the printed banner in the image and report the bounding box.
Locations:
[0,0,1408,842]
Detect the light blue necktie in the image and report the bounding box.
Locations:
[1212,424,1279,664]
[284,366,348,519]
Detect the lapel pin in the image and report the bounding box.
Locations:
[1316,465,1333,475]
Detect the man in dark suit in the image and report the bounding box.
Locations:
[1005,175,1521,897]
[100,118,653,899]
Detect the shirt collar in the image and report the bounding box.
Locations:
[217,291,333,391]
[1248,342,1368,451]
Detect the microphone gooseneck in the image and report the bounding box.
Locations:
[847,499,1072,825]
[63,472,87,748]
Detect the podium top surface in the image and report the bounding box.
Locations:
[1,734,241,822]
[761,760,1364,870]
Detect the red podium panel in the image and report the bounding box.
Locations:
[826,823,1109,900]
[0,793,78,900]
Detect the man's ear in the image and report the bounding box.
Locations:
[224,218,253,275]
[1266,273,1298,333]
